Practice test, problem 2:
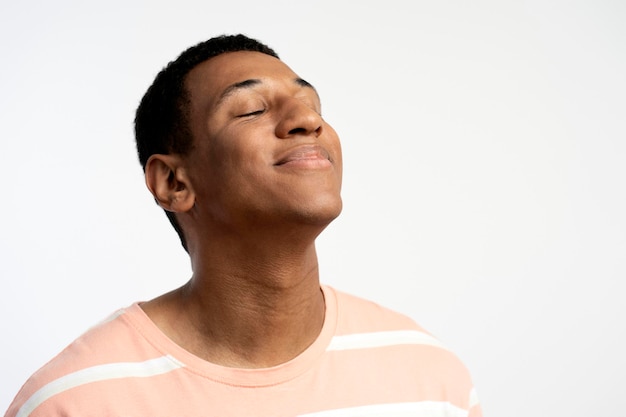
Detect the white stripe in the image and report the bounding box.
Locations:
[97,308,126,326]
[298,401,468,417]
[327,330,449,352]
[85,308,126,332]
[469,388,480,408]
[16,355,184,417]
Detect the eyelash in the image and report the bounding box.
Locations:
[236,99,319,118]
[238,109,265,118]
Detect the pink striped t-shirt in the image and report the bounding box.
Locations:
[6,285,482,417]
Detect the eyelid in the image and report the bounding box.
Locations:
[232,92,321,118]
[237,108,265,118]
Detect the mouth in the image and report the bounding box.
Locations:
[274,144,332,167]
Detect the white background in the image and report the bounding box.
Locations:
[1,1,625,415]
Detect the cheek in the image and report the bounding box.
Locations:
[205,127,248,169]
[205,126,272,183]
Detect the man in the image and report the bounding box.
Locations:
[6,34,482,417]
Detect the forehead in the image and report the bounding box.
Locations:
[185,51,302,107]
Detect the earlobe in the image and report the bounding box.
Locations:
[145,155,195,213]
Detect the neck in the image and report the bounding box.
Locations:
[142,234,326,368]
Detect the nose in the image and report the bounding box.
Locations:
[275,99,323,139]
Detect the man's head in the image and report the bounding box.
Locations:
[135,34,342,254]
[135,35,279,250]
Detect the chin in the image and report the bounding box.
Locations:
[295,197,343,227]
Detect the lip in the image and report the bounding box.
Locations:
[274,144,332,167]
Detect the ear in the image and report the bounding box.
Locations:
[145,154,195,213]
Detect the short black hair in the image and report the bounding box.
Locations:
[134,34,279,252]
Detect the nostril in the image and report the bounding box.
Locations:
[288,127,307,135]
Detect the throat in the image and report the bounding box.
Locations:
[142,275,326,368]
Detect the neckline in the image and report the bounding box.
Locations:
[124,285,338,387]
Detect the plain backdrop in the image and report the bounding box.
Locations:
[1,1,625,415]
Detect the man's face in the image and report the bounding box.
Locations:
[182,51,343,232]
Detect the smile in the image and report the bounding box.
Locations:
[274,145,332,168]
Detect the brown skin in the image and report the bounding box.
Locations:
[141,51,343,368]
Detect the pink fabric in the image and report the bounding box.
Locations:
[6,286,482,417]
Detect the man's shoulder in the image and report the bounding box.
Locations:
[5,304,160,417]
[329,286,428,334]
[327,286,481,415]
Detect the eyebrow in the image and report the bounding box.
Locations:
[215,77,318,107]
[295,78,317,92]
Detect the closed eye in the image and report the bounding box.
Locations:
[237,109,265,118]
